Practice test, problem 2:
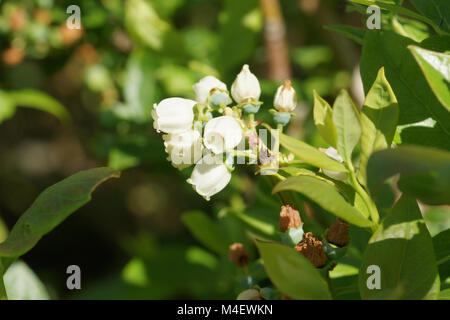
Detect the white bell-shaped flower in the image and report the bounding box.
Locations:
[163,130,203,170]
[231,64,261,104]
[203,116,243,154]
[187,153,232,200]
[323,147,348,181]
[152,97,196,134]
[274,80,297,112]
[193,76,227,105]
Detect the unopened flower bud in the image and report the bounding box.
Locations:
[228,243,250,268]
[237,289,262,300]
[231,64,261,104]
[279,205,302,232]
[322,147,348,181]
[192,76,228,105]
[274,80,297,112]
[326,218,350,247]
[152,97,196,134]
[294,232,327,268]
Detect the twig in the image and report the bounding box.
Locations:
[259,0,292,81]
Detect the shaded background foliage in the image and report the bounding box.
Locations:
[0,0,447,299]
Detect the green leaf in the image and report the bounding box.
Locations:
[367,146,450,205]
[410,0,450,33]
[0,167,120,259]
[278,133,347,172]
[432,229,450,265]
[313,90,338,148]
[279,167,317,177]
[226,209,276,237]
[439,288,450,300]
[273,176,374,228]
[392,15,430,43]
[256,240,331,299]
[409,46,450,111]
[423,206,450,237]
[115,49,160,123]
[325,25,365,45]
[332,90,361,164]
[360,31,450,139]
[8,89,70,122]
[397,163,450,205]
[397,119,450,151]
[0,91,16,124]
[349,0,444,34]
[181,211,229,255]
[125,0,170,51]
[359,196,440,299]
[4,260,50,300]
[359,67,399,185]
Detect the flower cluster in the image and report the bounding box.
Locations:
[153,64,298,200]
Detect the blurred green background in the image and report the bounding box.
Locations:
[0,0,368,299]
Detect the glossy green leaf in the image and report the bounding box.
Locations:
[279,167,316,177]
[4,260,50,300]
[256,240,331,299]
[360,31,450,139]
[273,176,373,228]
[226,209,276,237]
[350,0,443,34]
[367,146,450,205]
[410,0,450,33]
[423,207,450,237]
[313,90,338,148]
[409,46,450,111]
[397,163,450,205]
[432,229,450,266]
[181,211,229,255]
[332,90,361,164]
[359,196,440,300]
[439,288,450,300]
[359,67,399,185]
[392,15,430,42]
[8,89,70,122]
[278,133,347,172]
[397,119,450,151]
[0,167,120,259]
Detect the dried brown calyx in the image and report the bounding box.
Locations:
[295,232,327,268]
[279,205,302,232]
[326,218,350,247]
[228,243,250,268]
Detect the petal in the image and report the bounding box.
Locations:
[204,116,243,153]
[188,153,231,200]
[153,98,196,133]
